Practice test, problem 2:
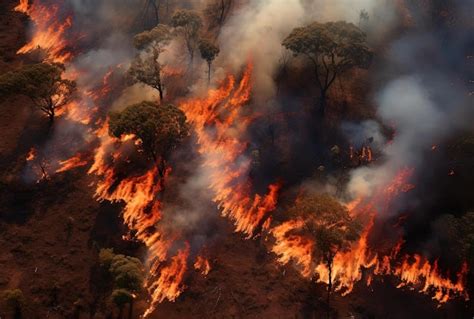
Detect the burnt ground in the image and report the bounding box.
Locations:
[0,1,472,318]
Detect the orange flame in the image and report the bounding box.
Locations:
[26,147,36,161]
[17,0,72,63]
[270,168,468,304]
[194,255,211,276]
[144,244,190,317]
[180,63,280,238]
[55,153,88,173]
[14,0,29,13]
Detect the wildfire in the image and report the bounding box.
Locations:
[88,122,191,316]
[270,168,468,303]
[16,0,73,63]
[180,63,280,238]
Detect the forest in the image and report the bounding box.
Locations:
[0,0,472,318]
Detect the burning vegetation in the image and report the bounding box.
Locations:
[0,0,472,318]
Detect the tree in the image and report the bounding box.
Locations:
[359,9,370,28]
[198,39,220,84]
[111,289,133,319]
[282,21,372,117]
[100,249,144,319]
[0,63,76,124]
[171,9,203,65]
[1,289,26,319]
[108,101,188,178]
[130,25,171,101]
[287,193,361,303]
[204,0,233,30]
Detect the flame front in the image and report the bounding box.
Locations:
[270,169,468,303]
[16,0,72,63]
[180,64,280,238]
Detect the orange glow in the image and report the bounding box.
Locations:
[180,63,280,238]
[17,0,72,63]
[144,244,190,317]
[14,0,29,13]
[194,255,211,276]
[55,154,88,173]
[270,168,467,304]
[89,122,190,316]
[26,148,36,161]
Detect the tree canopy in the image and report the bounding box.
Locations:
[133,24,171,51]
[283,21,372,116]
[0,63,76,123]
[171,9,203,64]
[109,101,188,176]
[99,249,144,319]
[198,39,220,83]
[130,25,171,101]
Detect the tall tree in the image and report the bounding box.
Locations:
[100,249,145,319]
[204,0,233,31]
[108,101,188,178]
[129,25,171,101]
[283,21,372,117]
[111,289,132,319]
[0,63,76,124]
[198,39,220,84]
[287,193,361,303]
[171,9,203,65]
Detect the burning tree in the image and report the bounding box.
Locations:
[287,193,362,303]
[108,101,189,178]
[0,63,76,124]
[129,25,171,102]
[198,38,220,84]
[282,21,372,117]
[171,9,203,65]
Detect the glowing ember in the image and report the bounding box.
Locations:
[26,148,36,161]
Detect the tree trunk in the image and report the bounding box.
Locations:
[128,299,134,319]
[157,82,164,102]
[117,306,124,319]
[319,89,327,118]
[207,62,211,85]
[13,306,22,319]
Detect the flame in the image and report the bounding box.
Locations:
[26,148,36,161]
[17,0,72,63]
[194,255,211,276]
[14,0,29,13]
[89,122,190,316]
[55,153,88,173]
[180,63,280,238]
[144,244,190,317]
[270,168,468,303]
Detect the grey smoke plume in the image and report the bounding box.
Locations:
[347,2,473,202]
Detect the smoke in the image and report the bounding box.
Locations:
[347,1,473,205]
[216,0,386,103]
